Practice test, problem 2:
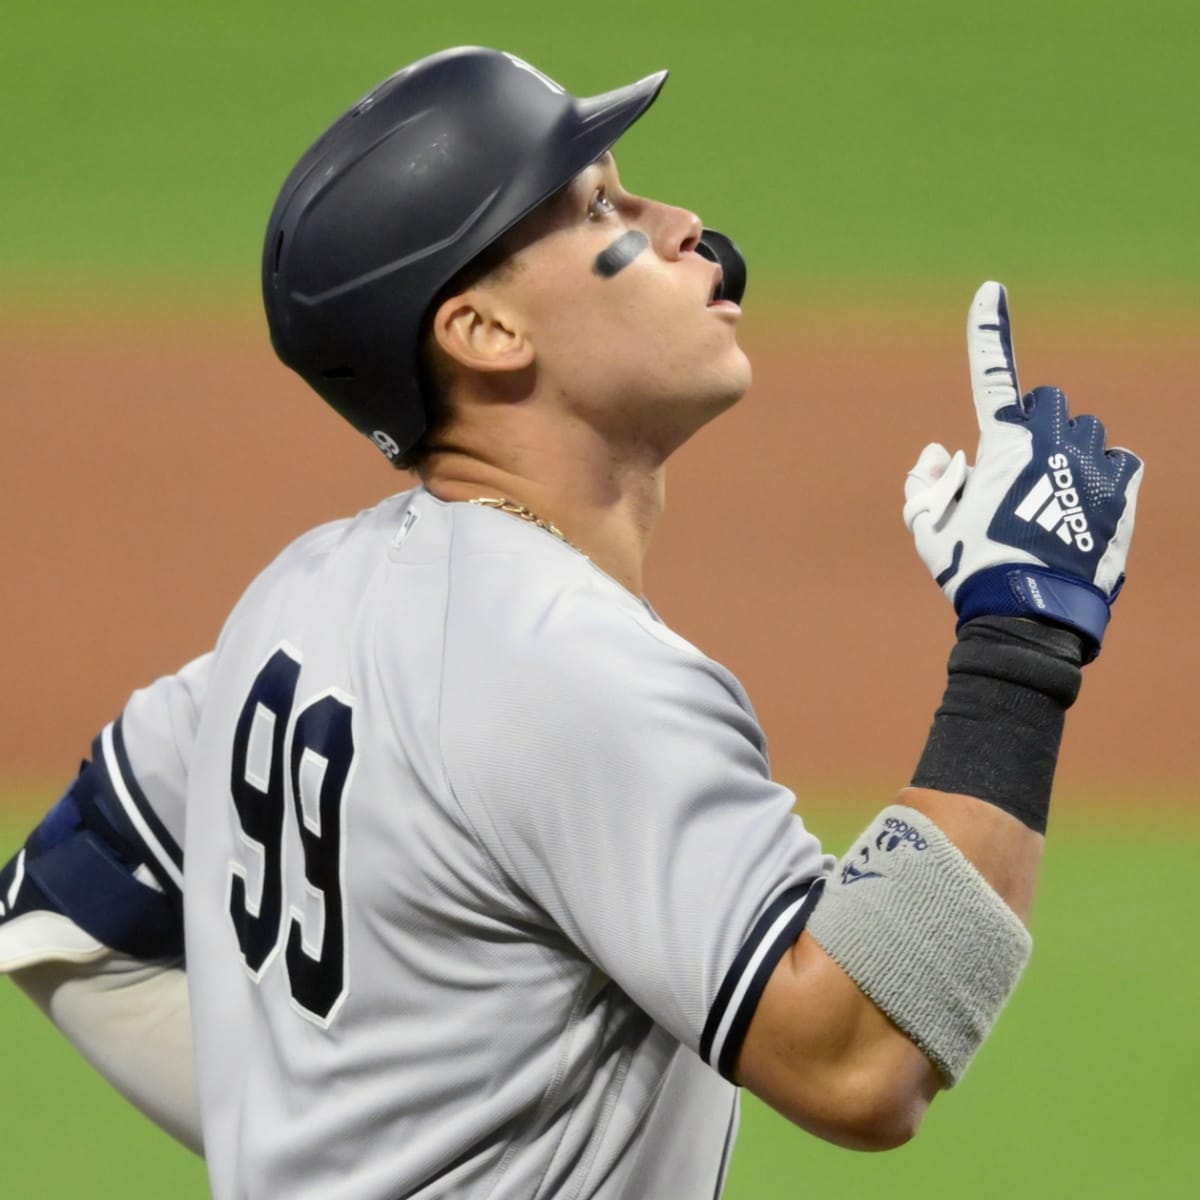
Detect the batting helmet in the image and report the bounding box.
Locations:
[263,46,746,464]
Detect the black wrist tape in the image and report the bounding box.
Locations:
[911,617,1085,834]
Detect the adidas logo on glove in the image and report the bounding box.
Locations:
[1014,454,1094,552]
[904,282,1143,657]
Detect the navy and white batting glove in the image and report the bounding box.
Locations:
[903,281,1144,661]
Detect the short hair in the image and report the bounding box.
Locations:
[403,238,521,471]
[400,181,573,472]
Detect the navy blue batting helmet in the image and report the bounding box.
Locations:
[263,46,744,464]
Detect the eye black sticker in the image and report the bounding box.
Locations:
[593,230,649,278]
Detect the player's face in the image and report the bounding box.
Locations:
[495,154,752,454]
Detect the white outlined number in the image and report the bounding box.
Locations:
[228,647,355,1024]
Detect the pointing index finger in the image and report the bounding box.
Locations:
[967,280,1022,427]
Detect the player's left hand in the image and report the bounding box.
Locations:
[902,281,1144,661]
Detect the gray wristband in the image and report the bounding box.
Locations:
[807,804,1032,1085]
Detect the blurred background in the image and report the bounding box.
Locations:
[1,1,1196,1195]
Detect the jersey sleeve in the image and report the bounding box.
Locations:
[440,599,834,1081]
[89,652,212,902]
[0,654,211,970]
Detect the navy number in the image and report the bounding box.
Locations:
[228,648,354,1023]
[229,650,299,974]
[286,694,353,1019]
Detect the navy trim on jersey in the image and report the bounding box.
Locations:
[700,878,827,1080]
[90,718,184,900]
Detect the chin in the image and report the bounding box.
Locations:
[707,346,753,411]
[662,365,752,457]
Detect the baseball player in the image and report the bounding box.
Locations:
[0,47,1142,1199]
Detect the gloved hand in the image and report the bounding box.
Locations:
[903,281,1143,661]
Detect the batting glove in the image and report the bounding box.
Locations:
[903,281,1144,661]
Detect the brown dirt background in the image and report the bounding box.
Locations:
[1,311,1195,801]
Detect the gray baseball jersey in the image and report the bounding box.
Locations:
[96,486,833,1199]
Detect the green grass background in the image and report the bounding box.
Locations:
[3,0,1197,316]
[3,796,1196,1196]
[2,1,1196,1194]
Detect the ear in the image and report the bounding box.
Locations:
[431,290,534,376]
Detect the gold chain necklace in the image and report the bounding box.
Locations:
[468,496,570,545]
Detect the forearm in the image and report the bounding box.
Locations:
[809,617,1082,1078]
[899,613,1084,924]
[12,956,202,1155]
[900,788,1042,921]
[2,766,198,1152]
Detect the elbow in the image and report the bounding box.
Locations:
[779,1060,939,1153]
[829,1086,931,1152]
[736,929,946,1153]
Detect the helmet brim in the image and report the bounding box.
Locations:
[488,70,669,252]
[573,71,669,149]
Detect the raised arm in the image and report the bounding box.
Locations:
[737,282,1144,1148]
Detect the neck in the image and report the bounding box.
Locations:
[420,428,667,597]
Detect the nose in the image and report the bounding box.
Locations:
[645,200,703,261]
